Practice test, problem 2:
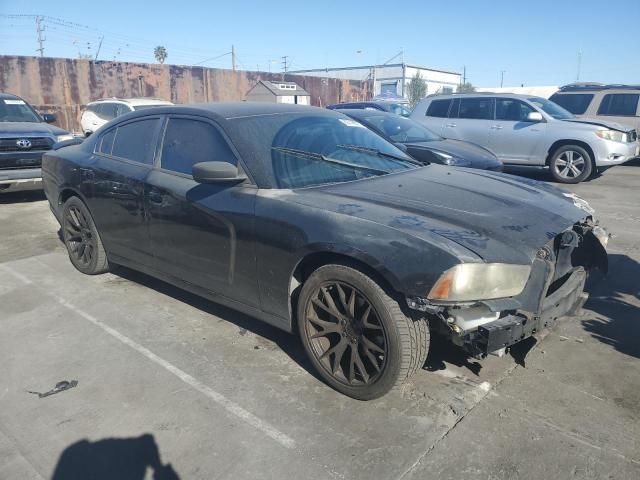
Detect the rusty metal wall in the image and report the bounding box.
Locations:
[0,55,372,132]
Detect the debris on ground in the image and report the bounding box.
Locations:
[28,380,78,398]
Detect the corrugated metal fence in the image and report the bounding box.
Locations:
[0,55,372,132]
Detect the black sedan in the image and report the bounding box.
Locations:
[42,103,607,400]
[336,108,503,171]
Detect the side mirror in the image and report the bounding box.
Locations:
[192,161,247,184]
[41,113,57,123]
[526,111,544,122]
[394,142,409,153]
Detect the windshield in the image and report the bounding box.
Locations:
[0,98,41,123]
[359,114,441,143]
[387,104,412,117]
[528,96,575,120]
[229,113,419,188]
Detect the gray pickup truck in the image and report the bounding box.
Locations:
[0,93,74,193]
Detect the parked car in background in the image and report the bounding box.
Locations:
[327,101,412,117]
[336,108,503,171]
[0,92,74,193]
[550,83,640,134]
[80,97,173,136]
[43,103,608,400]
[412,93,639,183]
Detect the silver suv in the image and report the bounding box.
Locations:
[411,93,639,183]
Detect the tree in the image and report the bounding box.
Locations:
[154,46,168,64]
[457,82,476,93]
[406,71,427,109]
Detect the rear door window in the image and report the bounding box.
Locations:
[115,104,131,117]
[97,129,116,155]
[549,93,594,115]
[98,103,118,121]
[160,118,237,176]
[597,94,639,116]
[426,99,452,117]
[458,98,494,120]
[111,118,160,164]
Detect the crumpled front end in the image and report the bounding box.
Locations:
[410,218,608,358]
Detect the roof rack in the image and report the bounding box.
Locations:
[559,83,640,92]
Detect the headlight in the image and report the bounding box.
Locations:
[592,225,609,249]
[432,150,471,167]
[595,130,626,143]
[56,134,75,142]
[428,263,531,302]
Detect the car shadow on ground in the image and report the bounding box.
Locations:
[581,253,640,360]
[51,433,179,480]
[0,190,46,204]
[111,264,491,382]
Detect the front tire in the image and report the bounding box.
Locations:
[297,264,429,400]
[62,196,109,275]
[549,145,593,184]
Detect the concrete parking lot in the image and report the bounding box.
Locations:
[1,163,639,480]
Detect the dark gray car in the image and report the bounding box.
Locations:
[337,108,503,171]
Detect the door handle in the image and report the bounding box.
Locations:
[446,123,457,128]
[490,125,503,130]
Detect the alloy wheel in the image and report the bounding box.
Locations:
[303,281,388,386]
[64,205,96,267]
[554,150,586,179]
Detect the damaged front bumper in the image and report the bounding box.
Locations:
[409,219,608,358]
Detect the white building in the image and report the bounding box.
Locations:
[245,80,311,105]
[289,63,461,99]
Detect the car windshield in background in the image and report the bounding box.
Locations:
[528,96,575,120]
[387,104,412,117]
[133,104,169,111]
[361,114,441,143]
[0,99,41,122]
[230,114,419,189]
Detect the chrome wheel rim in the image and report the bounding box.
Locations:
[303,281,388,386]
[64,206,95,267]
[555,150,586,179]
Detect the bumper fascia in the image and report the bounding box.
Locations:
[0,168,43,192]
[463,268,588,357]
[593,140,639,166]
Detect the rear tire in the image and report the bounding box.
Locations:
[549,145,593,184]
[297,264,429,400]
[62,196,109,275]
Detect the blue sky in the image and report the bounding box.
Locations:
[1,0,638,87]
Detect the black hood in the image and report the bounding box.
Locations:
[292,165,589,264]
[0,121,69,137]
[405,139,502,170]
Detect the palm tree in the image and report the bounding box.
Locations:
[154,46,168,64]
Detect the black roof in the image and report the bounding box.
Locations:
[116,101,333,124]
[333,108,390,119]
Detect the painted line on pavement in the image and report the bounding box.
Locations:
[1,263,296,450]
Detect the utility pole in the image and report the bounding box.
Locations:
[231,45,236,71]
[576,50,582,82]
[281,55,288,73]
[500,70,506,88]
[462,66,466,86]
[94,36,104,61]
[35,16,45,57]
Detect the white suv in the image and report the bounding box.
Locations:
[411,93,639,183]
[80,97,173,136]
